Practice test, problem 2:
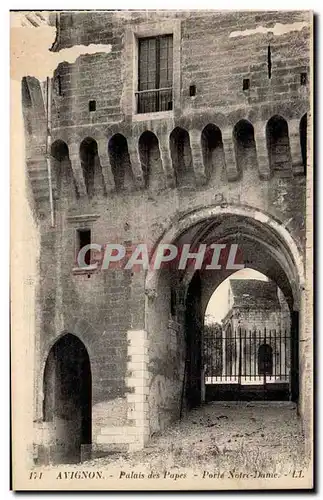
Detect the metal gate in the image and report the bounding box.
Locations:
[203,328,291,401]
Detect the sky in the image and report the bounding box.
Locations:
[205,268,268,325]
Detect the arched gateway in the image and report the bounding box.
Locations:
[145,205,304,435]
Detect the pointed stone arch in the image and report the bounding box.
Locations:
[169,127,194,187]
[145,205,304,432]
[51,140,78,199]
[201,124,225,180]
[80,137,106,197]
[108,133,135,191]
[233,119,258,174]
[138,131,164,190]
[266,115,292,173]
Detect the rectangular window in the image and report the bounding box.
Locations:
[136,35,173,114]
[300,72,307,86]
[77,229,91,266]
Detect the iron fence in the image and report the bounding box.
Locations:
[204,328,290,387]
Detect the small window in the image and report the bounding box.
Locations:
[243,78,250,91]
[300,72,307,86]
[77,229,91,266]
[89,100,96,112]
[136,35,173,114]
[189,84,196,97]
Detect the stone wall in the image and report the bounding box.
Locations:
[23,10,311,458]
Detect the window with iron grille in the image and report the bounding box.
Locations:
[136,35,173,114]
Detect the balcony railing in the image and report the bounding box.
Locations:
[135,87,173,114]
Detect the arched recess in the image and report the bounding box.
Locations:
[266,115,292,173]
[138,131,165,190]
[145,206,304,434]
[258,344,273,375]
[108,134,135,191]
[201,124,225,181]
[169,127,194,187]
[300,114,307,175]
[233,119,258,174]
[43,333,92,464]
[51,140,78,199]
[80,137,106,197]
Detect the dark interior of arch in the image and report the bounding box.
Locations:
[266,115,292,172]
[80,138,106,197]
[51,140,79,198]
[138,131,163,190]
[108,134,134,191]
[43,333,92,464]
[169,127,194,187]
[201,124,225,180]
[233,120,257,174]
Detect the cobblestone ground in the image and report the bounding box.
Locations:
[84,402,306,475]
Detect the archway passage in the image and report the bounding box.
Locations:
[43,334,92,464]
[146,210,301,431]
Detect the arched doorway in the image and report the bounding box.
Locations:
[43,334,92,464]
[145,206,303,433]
[258,344,273,375]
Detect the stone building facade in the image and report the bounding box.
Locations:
[221,279,290,381]
[21,10,312,463]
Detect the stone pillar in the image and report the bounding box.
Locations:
[254,122,271,180]
[189,129,207,186]
[289,118,304,176]
[49,155,59,200]
[126,329,150,451]
[68,143,87,197]
[158,133,176,188]
[127,139,145,189]
[222,128,240,181]
[96,138,115,192]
